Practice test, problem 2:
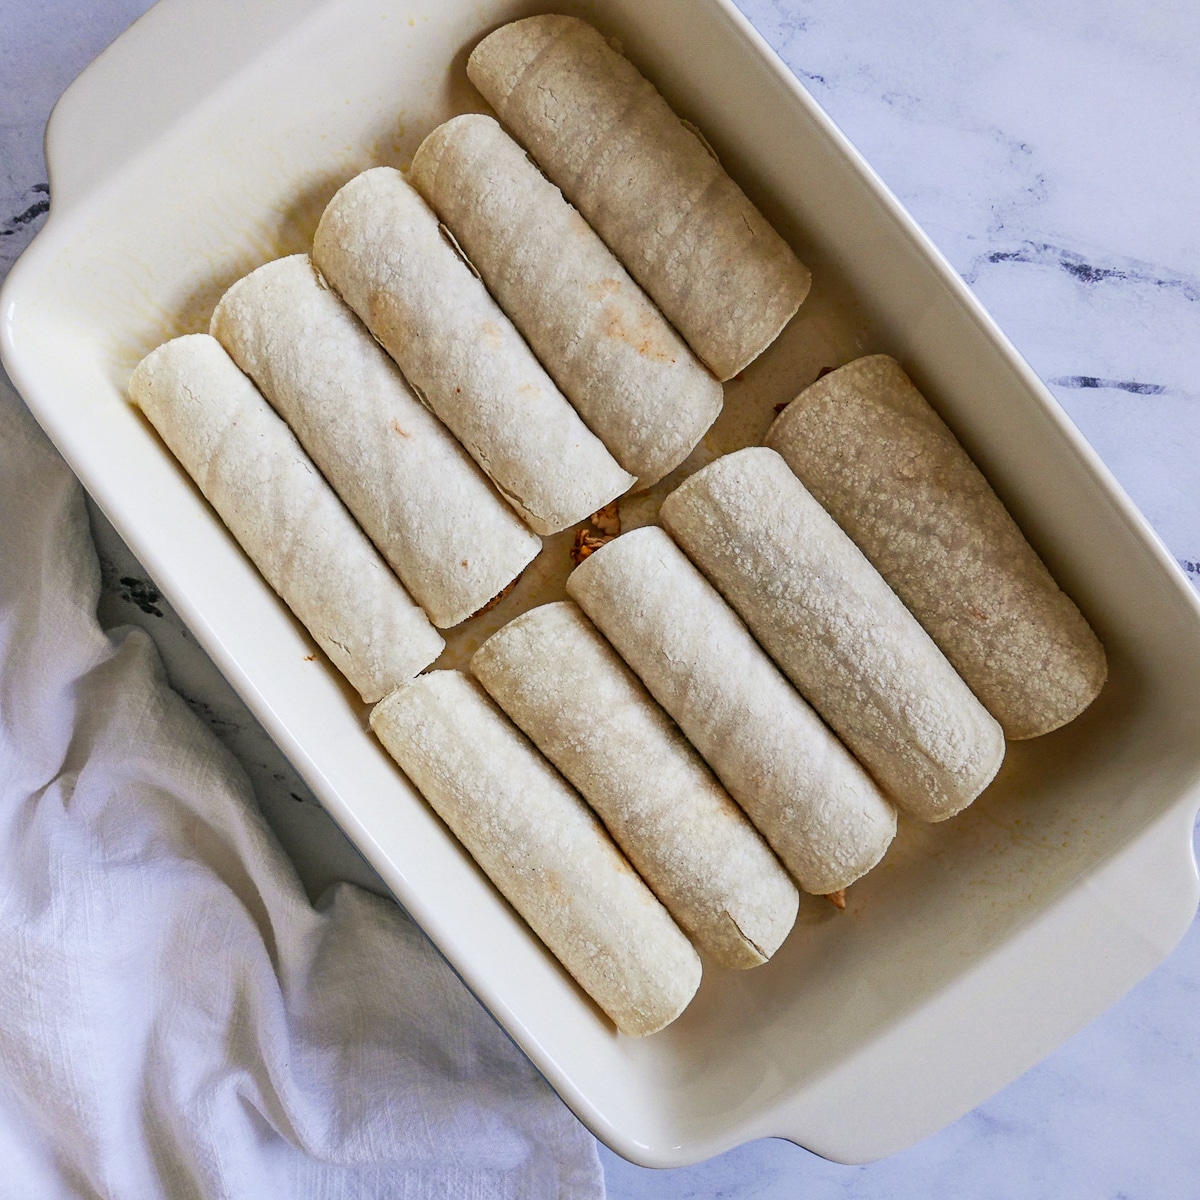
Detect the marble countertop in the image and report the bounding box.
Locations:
[3,0,1198,1195]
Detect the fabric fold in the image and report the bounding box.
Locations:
[0,375,602,1199]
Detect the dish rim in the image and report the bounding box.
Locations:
[3,0,1200,1167]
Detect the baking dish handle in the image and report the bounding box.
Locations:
[43,0,327,217]
[761,789,1200,1164]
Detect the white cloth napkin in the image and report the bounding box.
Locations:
[0,376,603,1198]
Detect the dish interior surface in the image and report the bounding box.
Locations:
[4,0,1200,1167]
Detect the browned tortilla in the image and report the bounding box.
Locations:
[313,167,634,535]
[767,355,1107,738]
[468,15,811,381]
[371,671,702,1036]
[211,254,541,628]
[129,334,444,701]
[661,449,1006,821]
[411,115,723,488]
[471,601,799,967]
[567,527,897,890]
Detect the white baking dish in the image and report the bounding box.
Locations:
[4,0,1199,1167]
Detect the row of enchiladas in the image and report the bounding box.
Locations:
[128,15,1106,1036]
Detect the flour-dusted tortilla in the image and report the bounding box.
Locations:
[312,167,634,536]
[128,335,443,702]
[767,355,1107,739]
[410,115,723,488]
[567,528,896,892]
[370,670,701,1036]
[660,449,1005,821]
[210,255,541,628]
[467,15,811,382]
[471,601,799,967]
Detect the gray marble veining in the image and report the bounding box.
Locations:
[602,1,1200,1193]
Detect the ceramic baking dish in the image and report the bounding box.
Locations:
[4,0,1199,1168]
